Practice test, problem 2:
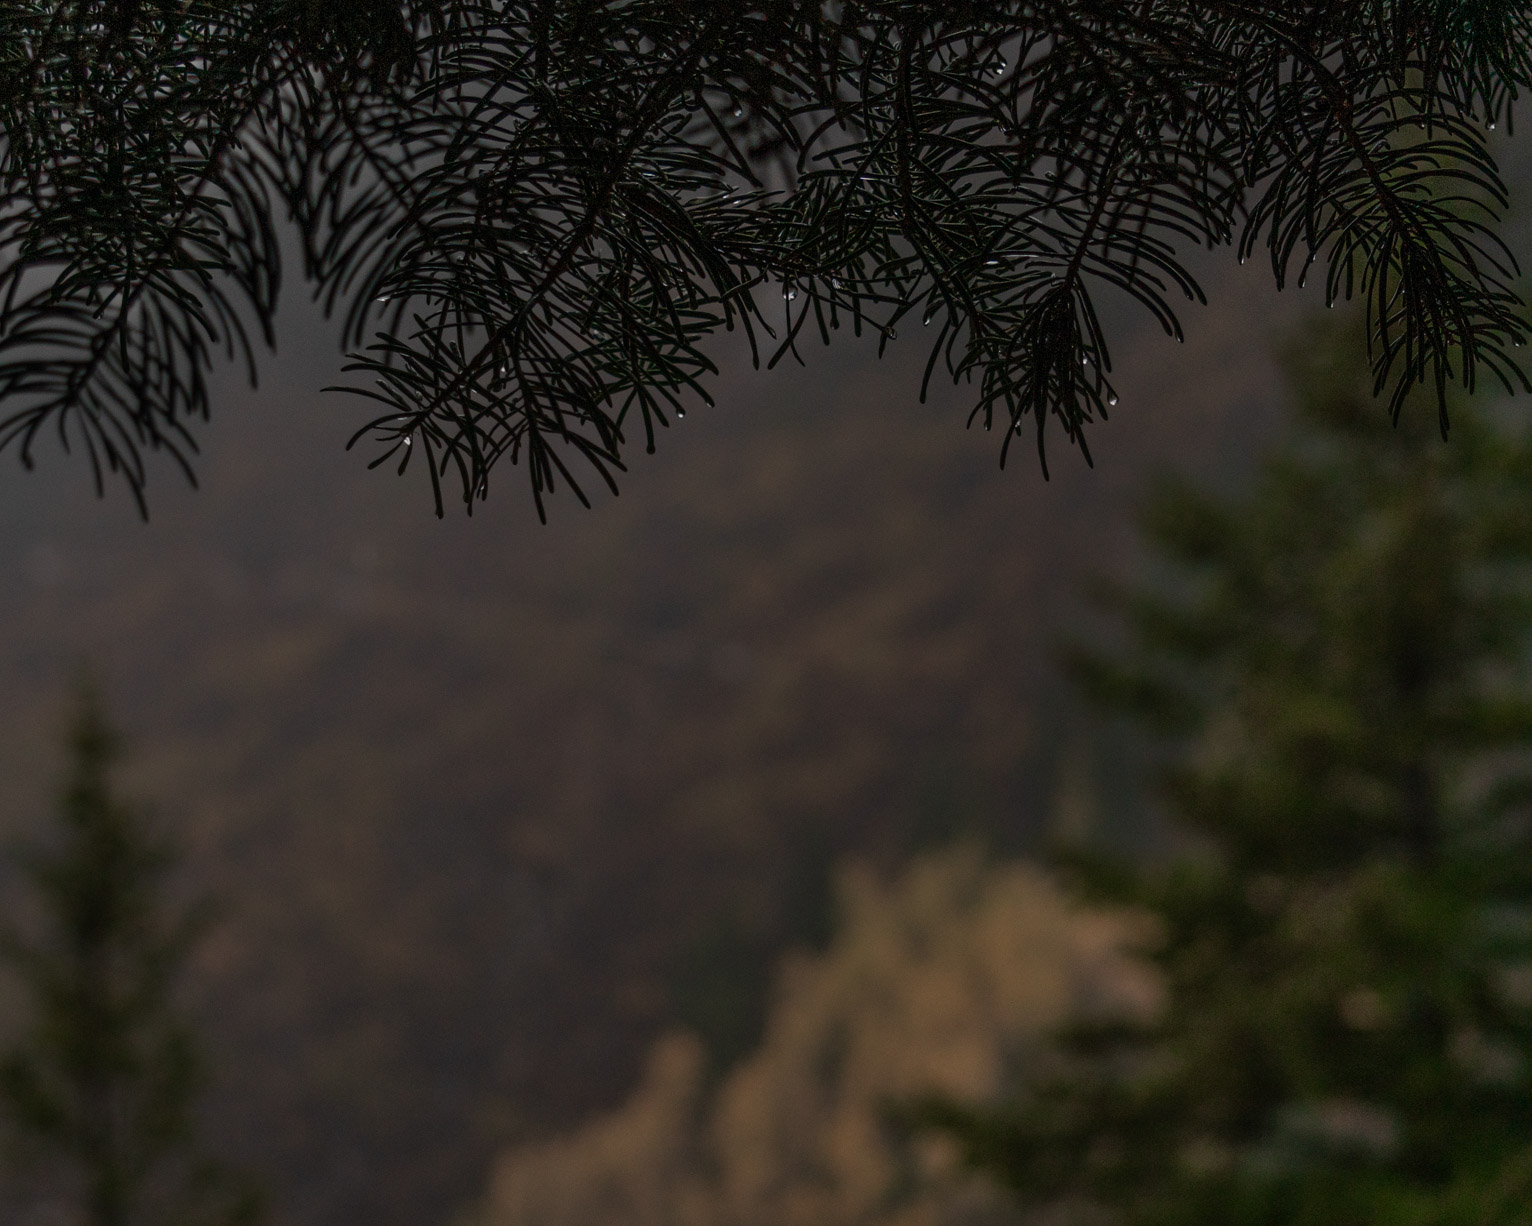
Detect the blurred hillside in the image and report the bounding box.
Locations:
[0,263,1293,1226]
[472,845,1156,1226]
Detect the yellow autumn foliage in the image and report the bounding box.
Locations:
[471,845,1156,1226]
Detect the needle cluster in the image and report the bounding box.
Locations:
[0,1,1528,516]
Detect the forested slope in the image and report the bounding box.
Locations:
[0,269,1288,1226]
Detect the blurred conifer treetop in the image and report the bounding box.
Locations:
[0,683,258,1226]
[928,316,1532,1226]
[0,2,1528,518]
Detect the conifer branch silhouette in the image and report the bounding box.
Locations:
[1,2,1527,517]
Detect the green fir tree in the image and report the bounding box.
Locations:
[928,321,1532,1226]
[0,684,259,1226]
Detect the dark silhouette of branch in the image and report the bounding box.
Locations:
[1,1,1527,518]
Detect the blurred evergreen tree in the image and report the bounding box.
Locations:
[0,684,259,1226]
[926,320,1532,1226]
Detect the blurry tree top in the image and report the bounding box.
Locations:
[1,2,1528,518]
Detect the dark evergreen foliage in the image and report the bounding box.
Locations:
[921,324,1532,1226]
[0,684,258,1226]
[0,2,1529,517]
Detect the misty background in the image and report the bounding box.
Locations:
[0,243,1320,1226]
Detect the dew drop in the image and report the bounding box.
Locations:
[1108,393,1118,405]
[1489,121,1497,130]
[887,327,897,340]
[986,257,1001,266]
[732,106,743,118]
[403,436,412,447]
[677,408,685,418]
[784,286,798,301]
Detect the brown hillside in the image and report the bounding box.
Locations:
[0,265,1291,1226]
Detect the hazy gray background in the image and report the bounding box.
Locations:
[0,253,1308,1226]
